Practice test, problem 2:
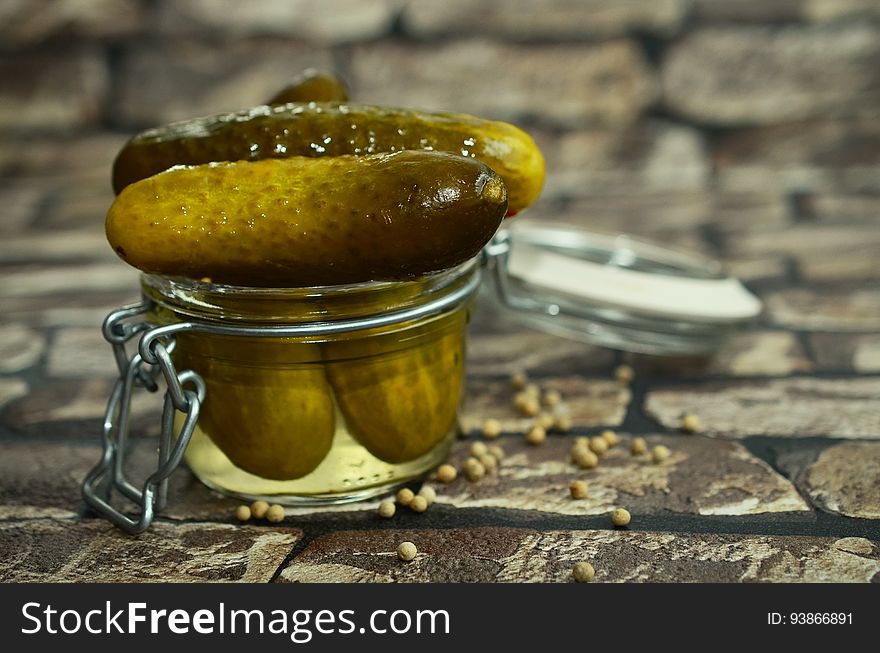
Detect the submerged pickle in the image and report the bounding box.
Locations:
[111,102,544,213]
[174,337,335,481]
[325,310,467,464]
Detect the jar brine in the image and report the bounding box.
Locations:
[140,258,478,505]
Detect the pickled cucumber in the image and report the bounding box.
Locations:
[175,340,335,481]
[107,150,507,287]
[268,69,349,104]
[326,316,466,464]
[111,102,543,213]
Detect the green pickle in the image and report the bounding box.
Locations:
[267,69,350,104]
[325,311,466,464]
[111,102,544,213]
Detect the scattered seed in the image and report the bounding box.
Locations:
[572,562,595,583]
[235,505,251,522]
[510,371,528,390]
[464,457,486,481]
[377,500,396,518]
[614,364,634,385]
[569,480,588,499]
[470,441,489,457]
[524,383,541,397]
[488,444,505,461]
[397,541,418,561]
[572,447,599,469]
[266,504,285,523]
[436,464,457,483]
[537,413,554,430]
[250,500,269,519]
[589,436,608,456]
[552,414,573,433]
[514,393,540,417]
[478,453,498,473]
[630,437,647,455]
[575,436,590,448]
[652,445,671,464]
[481,419,502,440]
[396,488,415,506]
[409,495,428,513]
[611,508,631,527]
[543,389,562,407]
[418,485,437,505]
[526,424,547,446]
[681,413,701,434]
[600,430,620,447]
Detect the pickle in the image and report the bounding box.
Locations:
[326,317,466,464]
[107,150,507,287]
[267,69,349,104]
[175,341,335,481]
[111,102,544,213]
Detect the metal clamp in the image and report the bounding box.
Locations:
[82,303,205,534]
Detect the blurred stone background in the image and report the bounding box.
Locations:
[1,1,879,582]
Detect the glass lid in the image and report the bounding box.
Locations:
[482,220,762,356]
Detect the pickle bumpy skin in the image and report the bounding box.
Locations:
[111,102,543,214]
[106,150,508,287]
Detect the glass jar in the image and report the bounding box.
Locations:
[83,225,761,534]
[139,258,479,505]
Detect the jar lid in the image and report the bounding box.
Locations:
[483,221,762,356]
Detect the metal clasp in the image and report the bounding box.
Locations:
[82,303,205,534]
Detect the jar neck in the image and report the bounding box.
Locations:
[141,257,480,325]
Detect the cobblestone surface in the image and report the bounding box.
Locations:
[280,528,880,583]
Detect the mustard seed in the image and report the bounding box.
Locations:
[569,480,588,499]
[514,393,540,417]
[235,505,251,522]
[589,436,608,456]
[377,500,396,518]
[481,419,502,440]
[652,445,671,464]
[537,412,555,430]
[524,383,541,397]
[397,541,418,562]
[543,389,562,407]
[510,371,528,390]
[600,430,620,447]
[250,500,269,519]
[526,424,547,446]
[266,504,285,523]
[478,453,498,473]
[572,447,599,469]
[575,436,590,448]
[552,414,573,433]
[396,487,415,506]
[630,437,647,455]
[611,508,631,527]
[418,485,437,505]
[572,562,595,583]
[614,364,634,385]
[436,464,457,483]
[409,495,428,513]
[681,413,701,433]
[470,441,489,457]
[488,444,505,461]
[464,457,486,481]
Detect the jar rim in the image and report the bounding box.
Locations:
[142,257,479,325]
